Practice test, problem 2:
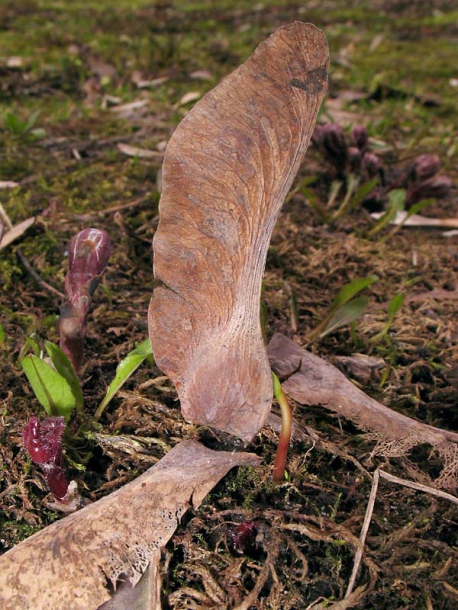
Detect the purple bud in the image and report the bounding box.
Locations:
[348,146,362,173]
[66,228,111,302]
[350,126,369,153]
[406,175,452,205]
[412,154,441,181]
[320,123,349,176]
[231,521,258,554]
[23,417,69,501]
[362,152,381,180]
[60,228,111,372]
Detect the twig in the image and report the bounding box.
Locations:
[0,203,13,230]
[378,469,458,505]
[345,470,379,598]
[345,468,458,599]
[16,249,65,299]
[1,203,65,298]
[233,553,277,610]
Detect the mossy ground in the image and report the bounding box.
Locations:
[0,1,457,608]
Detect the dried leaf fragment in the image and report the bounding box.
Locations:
[0,441,260,610]
[268,333,458,489]
[149,22,329,440]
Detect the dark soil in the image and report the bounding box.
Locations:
[0,1,457,608]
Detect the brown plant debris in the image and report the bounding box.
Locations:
[268,333,458,489]
[149,22,329,440]
[0,441,260,610]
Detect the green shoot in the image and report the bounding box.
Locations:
[319,295,370,339]
[332,176,379,220]
[0,323,6,350]
[370,292,405,343]
[308,275,378,341]
[385,197,434,241]
[44,341,84,413]
[368,188,406,237]
[21,354,77,421]
[272,372,292,484]
[94,338,153,421]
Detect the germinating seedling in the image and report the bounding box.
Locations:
[20,228,154,505]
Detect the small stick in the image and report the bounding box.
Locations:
[345,469,379,598]
[345,468,458,598]
[378,469,458,505]
[1,203,65,298]
[0,203,13,230]
[16,249,65,299]
[272,372,293,483]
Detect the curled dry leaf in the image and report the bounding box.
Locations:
[371,210,458,229]
[0,216,35,251]
[149,22,329,440]
[268,333,458,489]
[0,440,260,610]
[117,142,164,159]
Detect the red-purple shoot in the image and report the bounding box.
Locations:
[60,228,111,373]
[406,175,452,206]
[350,125,369,153]
[318,123,349,177]
[361,152,381,180]
[23,416,69,502]
[231,521,258,554]
[412,154,441,181]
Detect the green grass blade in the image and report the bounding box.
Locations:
[331,275,378,310]
[21,355,76,420]
[94,338,153,421]
[45,341,84,412]
[320,295,370,338]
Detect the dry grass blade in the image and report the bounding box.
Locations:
[149,22,329,440]
[345,469,458,600]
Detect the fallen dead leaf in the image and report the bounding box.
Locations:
[371,210,458,229]
[0,217,35,251]
[111,100,149,119]
[0,181,20,189]
[0,440,260,610]
[268,333,458,489]
[117,143,164,159]
[174,91,201,108]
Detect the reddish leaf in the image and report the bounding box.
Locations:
[22,416,69,501]
[149,23,329,440]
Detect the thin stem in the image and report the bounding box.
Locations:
[272,372,292,483]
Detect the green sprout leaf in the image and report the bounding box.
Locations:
[308,275,378,341]
[320,295,370,338]
[371,292,405,343]
[21,355,76,420]
[388,292,405,320]
[386,197,434,240]
[94,338,153,421]
[369,188,406,236]
[45,341,84,412]
[331,275,378,309]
